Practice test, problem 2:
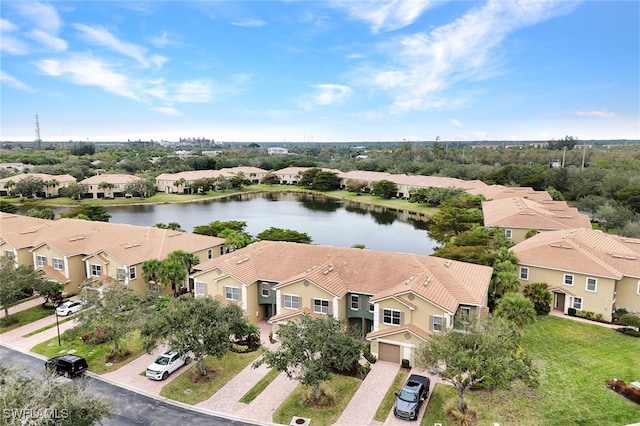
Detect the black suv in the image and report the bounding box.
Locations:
[45,354,88,378]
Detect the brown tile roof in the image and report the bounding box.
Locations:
[193,241,492,313]
[79,174,142,185]
[469,185,552,202]
[39,265,70,284]
[511,228,640,279]
[482,197,591,230]
[0,173,76,184]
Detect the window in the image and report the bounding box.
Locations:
[52,258,64,271]
[195,281,206,296]
[369,303,374,313]
[36,255,47,267]
[225,286,240,301]
[220,246,226,256]
[261,282,270,297]
[284,294,300,309]
[350,295,359,310]
[460,307,471,322]
[149,281,160,292]
[129,266,137,280]
[585,277,597,292]
[564,274,574,286]
[432,315,443,331]
[4,250,15,259]
[313,299,330,314]
[207,249,213,259]
[505,229,513,239]
[90,264,102,276]
[637,280,640,295]
[382,309,401,326]
[573,297,582,310]
[116,268,127,281]
[519,267,529,280]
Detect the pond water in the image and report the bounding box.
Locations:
[56,192,437,255]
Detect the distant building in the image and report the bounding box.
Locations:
[268,147,289,155]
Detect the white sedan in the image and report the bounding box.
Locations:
[145,350,193,380]
[55,301,83,316]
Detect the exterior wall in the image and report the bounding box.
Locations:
[373,298,412,332]
[615,277,640,314]
[518,265,616,322]
[504,228,530,245]
[370,333,422,365]
[244,282,263,324]
[275,280,338,318]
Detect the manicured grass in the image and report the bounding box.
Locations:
[273,374,362,426]
[31,330,146,374]
[373,369,408,422]
[0,305,54,333]
[420,316,640,426]
[22,316,74,337]
[239,367,280,403]
[421,383,457,426]
[159,350,261,405]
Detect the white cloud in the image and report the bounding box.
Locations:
[0,71,37,93]
[450,119,463,127]
[13,2,63,34]
[173,80,213,103]
[313,84,352,106]
[150,106,182,116]
[27,29,67,51]
[336,0,436,33]
[363,0,578,112]
[574,110,616,119]
[231,19,266,28]
[35,55,139,100]
[72,24,160,68]
[0,35,29,55]
[150,31,173,48]
[1,18,19,32]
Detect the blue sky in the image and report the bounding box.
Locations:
[1,1,638,143]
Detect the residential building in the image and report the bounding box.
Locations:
[511,228,640,322]
[267,147,289,155]
[482,197,592,244]
[79,174,142,199]
[190,241,492,364]
[0,173,77,197]
[155,167,268,193]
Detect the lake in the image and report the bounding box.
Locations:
[58,193,437,255]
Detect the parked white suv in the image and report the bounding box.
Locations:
[145,350,193,381]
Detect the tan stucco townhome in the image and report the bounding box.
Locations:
[79,174,143,199]
[482,197,592,244]
[511,228,640,322]
[190,240,492,364]
[0,173,77,197]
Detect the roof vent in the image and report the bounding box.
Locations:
[444,260,451,268]
[322,267,334,275]
[68,236,86,242]
[423,277,431,286]
[124,243,141,249]
[236,257,250,264]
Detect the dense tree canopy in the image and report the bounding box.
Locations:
[256,227,312,244]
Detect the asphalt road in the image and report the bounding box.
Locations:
[0,345,258,426]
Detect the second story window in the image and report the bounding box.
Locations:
[432,315,443,332]
[52,258,64,271]
[117,268,127,281]
[261,282,270,297]
[382,309,401,326]
[586,277,597,292]
[519,267,529,280]
[225,286,240,301]
[91,264,102,276]
[36,255,47,267]
[350,295,359,310]
[129,266,137,280]
[313,298,329,314]
[284,294,300,309]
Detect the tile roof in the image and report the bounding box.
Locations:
[511,228,640,279]
[482,197,591,230]
[0,173,76,184]
[79,174,142,185]
[192,241,492,313]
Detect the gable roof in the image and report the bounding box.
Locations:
[511,228,640,279]
[482,197,591,230]
[192,241,492,312]
[79,174,142,185]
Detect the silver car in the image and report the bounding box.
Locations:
[55,301,83,316]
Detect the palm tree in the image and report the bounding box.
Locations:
[523,282,553,315]
[142,259,163,290]
[218,229,253,252]
[494,293,537,328]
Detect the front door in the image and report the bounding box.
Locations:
[553,292,566,312]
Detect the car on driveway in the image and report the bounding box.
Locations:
[56,300,83,316]
[145,350,193,380]
[393,374,430,420]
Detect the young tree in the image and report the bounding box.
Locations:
[522,282,553,315]
[494,293,537,328]
[0,257,47,318]
[141,295,249,377]
[254,315,362,403]
[345,179,368,194]
[0,364,112,426]
[414,316,538,415]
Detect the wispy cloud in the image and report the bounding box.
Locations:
[309,84,352,109]
[0,71,37,93]
[362,0,578,112]
[231,18,266,28]
[73,24,165,69]
[13,2,63,34]
[27,29,67,51]
[1,18,19,32]
[575,110,616,118]
[3,2,67,54]
[173,80,213,103]
[335,0,436,33]
[150,105,183,116]
[35,55,140,100]
[450,118,463,127]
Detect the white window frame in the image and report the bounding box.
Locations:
[564,274,574,286]
[225,286,240,301]
[432,315,443,332]
[505,229,513,239]
[573,297,582,310]
[36,255,47,267]
[637,280,640,295]
[585,277,597,293]
[383,309,401,326]
[52,258,64,271]
[4,250,15,258]
[369,303,374,313]
[313,298,330,314]
[129,266,137,280]
[350,295,359,310]
[284,294,300,310]
[116,267,127,281]
[261,282,270,297]
[90,264,102,277]
[519,267,529,280]
[207,249,213,259]
[195,281,206,296]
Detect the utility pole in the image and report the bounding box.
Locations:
[35,115,42,148]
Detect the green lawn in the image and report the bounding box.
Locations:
[22,316,74,337]
[420,316,640,426]
[31,330,146,374]
[374,369,408,422]
[273,374,362,426]
[239,367,280,403]
[0,305,54,333]
[159,350,261,405]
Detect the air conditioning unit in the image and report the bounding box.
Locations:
[290,417,311,426]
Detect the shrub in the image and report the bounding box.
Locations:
[363,344,377,364]
[568,308,577,316]
[358,362,372,377]
[81,329,110,344]
[606,378,640,404]
[444,399,478,426]
[580,311,595,319]
[300,383,337,407]
[595,313,604,322]
[401,358,410,369]
[231,343,249,353]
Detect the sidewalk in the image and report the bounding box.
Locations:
[548,310,621,329]
[1,297,43,318]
